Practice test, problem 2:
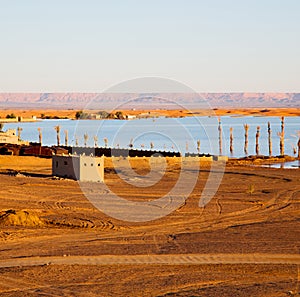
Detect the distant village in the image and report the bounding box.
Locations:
[0,110,166,122]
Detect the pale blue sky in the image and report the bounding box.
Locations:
[0,0,299,92]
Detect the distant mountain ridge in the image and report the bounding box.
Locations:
[0,93,299,109]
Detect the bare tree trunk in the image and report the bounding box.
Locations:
[244,124,249,156]
[255,126,260,156]
[129,138,133,148]
[84,133,88,147]
[17,127,23,141]
[75,135,78,147]
[54,125,60,146]
[279,116,285,156]
[64,130,68,146]
[197,140,200,154]
[298,137,300,158]
[38,128,42,145]
[268,122,272,157]
[37,128,42,155]
[94,136,98,147]
[104,138,108,148]
[218,117,222,155]
[229,127,233,155]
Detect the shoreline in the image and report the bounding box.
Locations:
[0,107,299,121]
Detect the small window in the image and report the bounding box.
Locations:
[84,163,87,166]
[91,163,94,166]
[98,163,101,166]
[64,161,68,165]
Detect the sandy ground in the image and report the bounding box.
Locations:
[0,156,299,296]
[0,107,299,120]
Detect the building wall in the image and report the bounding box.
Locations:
[79,156,104,182]
[52,155,104,182]
[52,155,80,180]
[0,129,29,145]
[0,129,19,144]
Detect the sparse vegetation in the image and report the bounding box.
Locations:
[97,110,110,119]
[75,111,89,119]
[6,113,16,119]
[247,184,255,195]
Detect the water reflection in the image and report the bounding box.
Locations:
[262,160,300,169]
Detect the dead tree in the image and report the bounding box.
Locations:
[268,122,272,157]
[229,127,233,155]
[54,125,61,146]
[277,116,285,156]
[17,127,23,141]
[244,124,249,156]
[84,133,89,147]
[104,138,108,148]
[197,139,200,154]
[255,126,260,156]
[64,130,68,146]
[37,128,42,145]
[218,117,222,155]
[298,137,300,158]
[37,128,42,155]
[129,138,133,148]
[94,136,98,147]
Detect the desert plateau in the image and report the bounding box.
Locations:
[0,155,299,296]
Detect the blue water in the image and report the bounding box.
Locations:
[3,116,300,158]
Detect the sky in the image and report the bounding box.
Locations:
[0,0,299,92]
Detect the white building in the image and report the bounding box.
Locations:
[0,129,29,145]
[52,154,104,182]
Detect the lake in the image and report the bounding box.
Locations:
[3,116,300,158]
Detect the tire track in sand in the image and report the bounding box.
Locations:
[0,253,299,268]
